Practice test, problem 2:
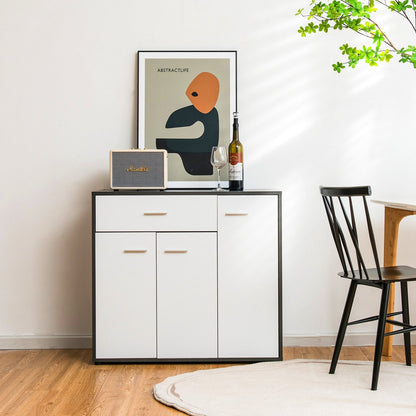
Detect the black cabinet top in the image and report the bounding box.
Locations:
[92,189,281,196]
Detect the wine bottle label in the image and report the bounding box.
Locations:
[229,153,243,165]
[229,162,243,180]
[229,152,243,181]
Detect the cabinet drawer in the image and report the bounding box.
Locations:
[218,194,277,219]
[95,195,217,231]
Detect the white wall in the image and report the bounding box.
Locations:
[1,0,416,348]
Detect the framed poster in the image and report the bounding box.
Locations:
[137,50,237,188]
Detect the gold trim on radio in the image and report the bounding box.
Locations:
[126,165,149,172]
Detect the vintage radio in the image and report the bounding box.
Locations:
[110,149,167,189]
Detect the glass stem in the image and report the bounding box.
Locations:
[217,168,221,189]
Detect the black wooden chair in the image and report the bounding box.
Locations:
[320,185,416,390]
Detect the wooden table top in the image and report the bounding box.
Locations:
[372,200,416,212]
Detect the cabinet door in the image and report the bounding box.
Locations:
[218,195,279,358]
[95,233,156,359]
[157,233,217,359]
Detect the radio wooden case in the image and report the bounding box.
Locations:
[110,149,167,189]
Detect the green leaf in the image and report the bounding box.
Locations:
[298,27,307,37]
[308,22,318,33]
[389,1,412,13]
[339,43,350,55]
[372,30,385,50]
[380,50,393,62]
[319,20,331,32]
[332,62,345,73]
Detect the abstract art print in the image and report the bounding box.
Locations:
[137,51,237,188]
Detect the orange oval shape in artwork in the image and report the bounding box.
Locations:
[186,72,220,114]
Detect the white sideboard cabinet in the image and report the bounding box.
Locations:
[92,190,282,363]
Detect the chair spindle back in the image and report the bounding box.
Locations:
[320,186,382,280]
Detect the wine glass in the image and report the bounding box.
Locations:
[210,146,227,190]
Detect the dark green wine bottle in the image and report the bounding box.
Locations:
[228,112,244,191]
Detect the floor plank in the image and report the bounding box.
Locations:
[0,347,414,415]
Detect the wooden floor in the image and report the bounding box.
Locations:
[0,346,415,415]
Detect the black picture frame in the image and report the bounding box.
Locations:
[137,50,237,188]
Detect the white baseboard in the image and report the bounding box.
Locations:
[284,334,416,347]
[1,334,414,350]
[0,335,92,349]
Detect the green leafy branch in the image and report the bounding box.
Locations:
[296,0,416,72]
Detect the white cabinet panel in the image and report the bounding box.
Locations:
[218,195,279,358]
[95,233,156,359]
[96,195,217,231]
[157,233,217,358]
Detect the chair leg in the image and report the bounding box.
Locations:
[330,280,357,374]
[400,281,412,366]
[372,283,390,391]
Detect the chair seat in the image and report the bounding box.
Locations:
[338,265,416,282]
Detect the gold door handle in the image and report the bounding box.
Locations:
[164,250,188,254]
[123,250,148,253]
[143,212,168,216]
[225,213,249,216]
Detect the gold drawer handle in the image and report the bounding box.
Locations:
[123,250,148,253]
[225,213,249,216]
[164,250,188,254]
[143,212,168,216]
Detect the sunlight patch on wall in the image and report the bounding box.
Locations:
[239,35,319,164]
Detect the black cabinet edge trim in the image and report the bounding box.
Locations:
[92,189,281,196]
[94,357,282,364]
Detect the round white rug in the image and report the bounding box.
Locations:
[153,359,416,416]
